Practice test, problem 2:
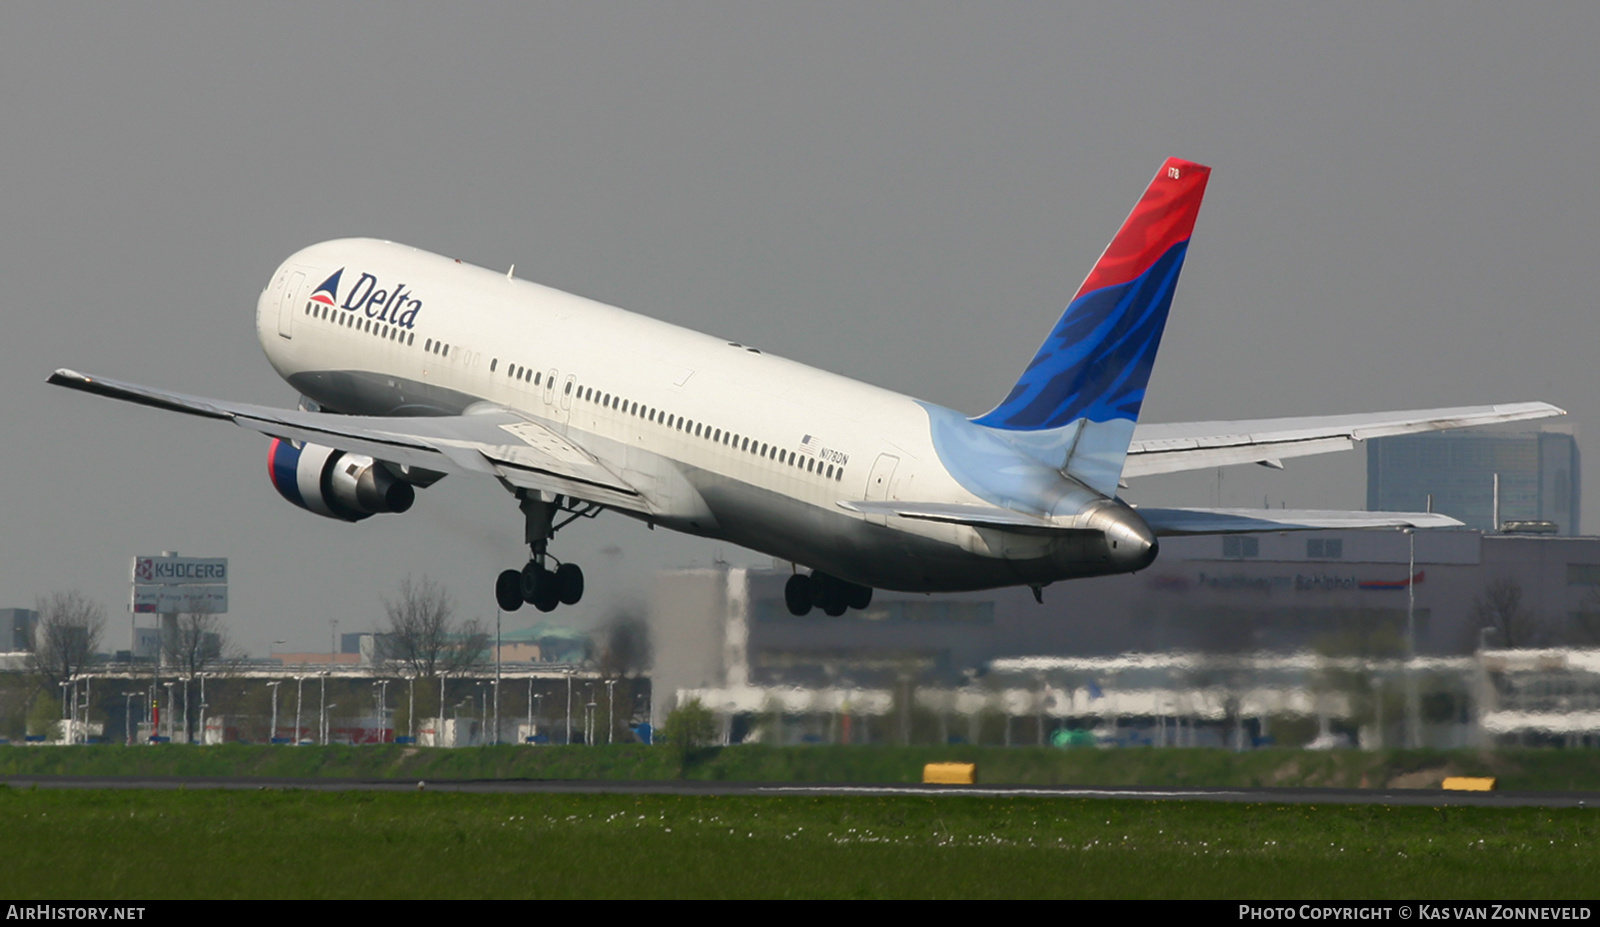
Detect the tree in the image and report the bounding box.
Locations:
[659,697,717,748]
[163,612,246,744]
[381,575,487,677]
[29,590,105,686]
[596,614,652,679]
[164,612,245,677]
[1473,576,1547,649]
[1569,586,1600,647]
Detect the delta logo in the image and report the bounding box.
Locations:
[310,269,341,305]
[310,267,424,329]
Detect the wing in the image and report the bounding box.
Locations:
[48,368,650,513]
[1135,506,1462,536]
[1124,402,1565,478]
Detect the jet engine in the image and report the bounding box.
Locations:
[267,438,419,522]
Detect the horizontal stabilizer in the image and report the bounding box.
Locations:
[838,500,1096,536]
[1125,402,1565,477]
[1135,506,1462,536]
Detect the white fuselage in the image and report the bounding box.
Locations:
[254,238,1131,592]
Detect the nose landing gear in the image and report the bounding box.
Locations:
[494,492,599,613]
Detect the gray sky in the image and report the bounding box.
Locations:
[5,4,1597,655]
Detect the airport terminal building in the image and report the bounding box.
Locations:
[652,529,1600,746]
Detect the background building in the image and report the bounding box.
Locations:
[1367,426,1581,534]
[0,609,37,652]
[650,530,1600,745]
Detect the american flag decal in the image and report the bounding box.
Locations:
[798,435,819,456]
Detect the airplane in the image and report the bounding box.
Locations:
[50,157,1563,617]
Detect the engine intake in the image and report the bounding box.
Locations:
[268,439,416,522]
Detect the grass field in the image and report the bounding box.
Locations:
[1,786,1597,899]
[4,743,1600,792]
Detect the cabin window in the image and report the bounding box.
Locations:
[535,372,542,386]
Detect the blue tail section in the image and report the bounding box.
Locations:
[972,241,1190,430]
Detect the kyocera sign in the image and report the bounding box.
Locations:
[131,556,228,585]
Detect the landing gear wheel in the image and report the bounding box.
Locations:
[518,563,561,612]
[812,572,849,617]
[847,583,872,610]
[495,569,524,612]
[520,562,546,602]
[784,574,813,616]
[555,562,585,605]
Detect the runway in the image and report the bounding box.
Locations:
[3,776,1595,808]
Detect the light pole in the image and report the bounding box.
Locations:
[565,671,573,745]
[494,604,502,747]
[478,683,489,743]
[197,674,208,745]
[585,684,597,747]
[59,680,71,744]
[606,679,617,746]
[295,676,305,745]
[527,679,535,743]
[407,672,416,743]
[267,680,282,744]
[123,692,143,746]
[438,671,449,746]
[163,682,176,743]
[319,672,329,745]
[1403,527,1420,750]
[373,680,390,742]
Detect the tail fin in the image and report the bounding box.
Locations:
[972,157,1210,494]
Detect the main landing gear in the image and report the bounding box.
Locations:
[495,492,600,613]
[784,570,873,617]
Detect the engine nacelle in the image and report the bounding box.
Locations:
[267,439,416,522]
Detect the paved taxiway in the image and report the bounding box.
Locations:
[3,776,1595,808]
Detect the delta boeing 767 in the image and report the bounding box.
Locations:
[50,159,1562,615]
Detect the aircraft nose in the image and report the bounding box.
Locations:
[1102,505,1159,572]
